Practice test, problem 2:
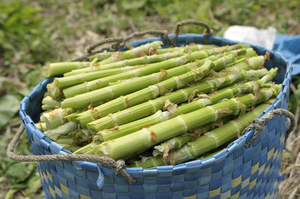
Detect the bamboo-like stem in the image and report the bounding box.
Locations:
[96,75,274,142]
[92,86,277,160]
[155,44,217,54]
[44,121,79,141]
[85,68,268,133]
[55,66,144,88]
[62,54,191,98]
[41,96,62,110]
[75,53,253,128]
[88,50,114,61]
[88,44,218,61]
[74,142,99,154]
[62,51,228,108]
[67,50,186,76]
[168,99,275,165]
[47,83,64,100]
[75,129,92,142]
[99,41,163,65]
[62,46,246,98]
[47,62,90,77]
[40,108,73,129]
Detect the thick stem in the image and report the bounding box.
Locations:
[44,121,79,141]
[85,68,269,132]
[55,66,141,88]
[47,62,90,77]
[170,99,275,165]
[99,41,163,65]
[62,54,191,98]
[41,96,62,110]
[93,86,276,160]
[40,108,72,129]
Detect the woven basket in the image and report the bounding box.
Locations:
[19,34,292,199]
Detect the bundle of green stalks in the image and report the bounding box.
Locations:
[36,41,280,168]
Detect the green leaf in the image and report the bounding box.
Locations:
[0,94,20,128]
[5,162,34,184]
[4,189,18,199]
[0,30,4,42]
[121,0,147,10]
[26,174,42,196]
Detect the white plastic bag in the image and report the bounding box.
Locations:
[223,26,277,50]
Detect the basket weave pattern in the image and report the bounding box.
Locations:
[19,34,292,199]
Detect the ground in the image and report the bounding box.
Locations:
[0,0,299,198]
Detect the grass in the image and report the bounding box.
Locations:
[0,0,299,198]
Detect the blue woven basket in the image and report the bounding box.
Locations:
[19,34,293,199]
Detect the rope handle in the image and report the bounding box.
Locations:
[70,19,213,61]
[6,123,136,185]
[240,108,296,148]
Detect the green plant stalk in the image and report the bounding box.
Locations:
[152,122,215,157]
[75,129,92,142]
[99,69,276,141]
[173,68,278,117]
[92,99,242,159]
[44,121,78,141]
[96,77,267,142]
[40,108,73,130]
[98,42,242,66]
[75,53,249,127]
[98,110,170,142]
[62,54,191,98]
[35,122,47,132]
[47,62,90,77]
[74,142,99,154]
[197,55,265,84]
[47,83,64,100]
[89,50,114,61]
[128,156,163,168]
[64,145,83,153]
[55,133,74,145]
[99,41,163,65]
[94,87,276,160]
[88,44,217,61]
[85,67,268,133]
[64,61,130,76]
[73,132,104,154]
[55,66,144,88]
[67,50,186,76]
[169,99,275,165]
[152,115,235,157]
[62,52,222,108]
[128,147,226,168]
[62,46,246,98]
[97,68,276,144]
[155,44,217,54]
[41,96,62,110]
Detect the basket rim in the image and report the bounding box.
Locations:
[19,34,293,174]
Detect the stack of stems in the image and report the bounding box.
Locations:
[74,54,263,127]
[61,49,244,108]
[61,45,244,99]
[129,99,274,168]
[85,67,268,133]
[96,68,277,142]
[91,85,277,160]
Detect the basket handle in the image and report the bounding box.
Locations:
[6,123,137,186]
[171,19,213,46]
[240,108,296,147]
[71,19,213,61]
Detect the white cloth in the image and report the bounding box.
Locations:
[223,26,277,50]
